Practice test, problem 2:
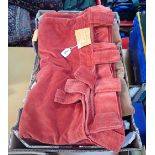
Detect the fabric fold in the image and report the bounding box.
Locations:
[19,5,125,152]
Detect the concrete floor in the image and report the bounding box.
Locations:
[8,47,35,133]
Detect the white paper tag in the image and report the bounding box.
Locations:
[61,48,71,57]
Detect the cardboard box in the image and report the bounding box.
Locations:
[8,10,144,154]
[9,109,143,153]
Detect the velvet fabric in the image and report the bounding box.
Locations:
[112,21,134,116]
[19,6,125,152]
[115,60,135,116]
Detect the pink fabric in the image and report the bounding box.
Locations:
[19,6,125,152]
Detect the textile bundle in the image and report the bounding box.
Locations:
[19,6,134,152]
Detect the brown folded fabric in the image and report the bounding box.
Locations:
[115,61,134,116]
[112,19,122,50]
[119,78,135,116]
[112,20,134,116]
